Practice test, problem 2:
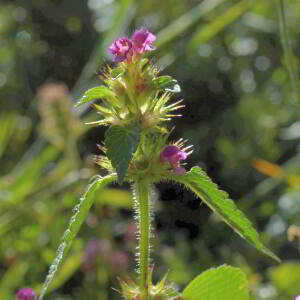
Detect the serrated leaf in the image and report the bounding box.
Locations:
[183,265,249,300]
[35,250,83,294]
[153,76,181,93]
[105,125,140,184]
[75,86,116,107]
[165,167,280,262]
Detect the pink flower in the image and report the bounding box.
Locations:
[16,288,36,300]
[132,28,156,54]
[160,145,187,174]
[295,296,300,300]
[108,37,133,62]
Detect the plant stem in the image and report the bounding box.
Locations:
[277,0,300,104]
[137,180,150,300]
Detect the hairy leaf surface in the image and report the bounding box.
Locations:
[166,167,280,262]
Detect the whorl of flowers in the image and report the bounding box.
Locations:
[108,28,156,62]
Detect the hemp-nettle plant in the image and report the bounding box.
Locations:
[37,28,280,300]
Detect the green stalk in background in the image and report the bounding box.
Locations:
[277,0,300,104]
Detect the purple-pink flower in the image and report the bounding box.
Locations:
[16,288,36,300]
[160,145,187,174]
[108,28,156,63]
[108,37,133,62]
[132,28,156,54]
[295,296,300,300]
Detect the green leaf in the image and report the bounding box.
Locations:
[153,75,173,86]
[35,250,83,294]
[183,265,249,300]
[111,66,125,80]
[75,86,116,107]
[0,146,60,207]
[105,125,140,184]
[165,167,280,262]
[153,76,181,93]
[38,174,117,299]
[268,262,300,296]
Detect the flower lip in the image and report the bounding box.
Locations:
[132,28,156,53]
[16,288,36,300]
[160,145,188,174]
[108,37,133,62]
[161,145,182,159]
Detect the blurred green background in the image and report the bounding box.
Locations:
[0,0,300,299]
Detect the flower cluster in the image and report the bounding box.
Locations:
[16,288,36,300]
[108,28,156,63]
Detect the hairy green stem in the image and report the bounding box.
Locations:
[277,0,300,104]
[136,180,150,300]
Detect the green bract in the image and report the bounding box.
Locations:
[74,86,117,107]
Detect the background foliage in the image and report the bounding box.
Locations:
[0,0,300,299]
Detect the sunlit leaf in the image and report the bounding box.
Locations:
[153,76,181,93]
[165,167,280,262]
[75,86,116,107]
[183,265,249,300]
